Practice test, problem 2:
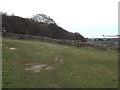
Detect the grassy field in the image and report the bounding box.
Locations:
[2,38,118,88]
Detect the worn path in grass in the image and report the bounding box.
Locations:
[2,38,118,88]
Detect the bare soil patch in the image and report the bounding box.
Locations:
[9,47,17,50]
[25,63,55,72]
[54,57,64,64]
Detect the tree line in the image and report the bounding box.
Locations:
[2,13,86,42]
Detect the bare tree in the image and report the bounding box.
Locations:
[31,14,56,25]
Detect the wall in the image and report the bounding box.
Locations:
[2,32,119,51]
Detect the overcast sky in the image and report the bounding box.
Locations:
[0,0,119,38]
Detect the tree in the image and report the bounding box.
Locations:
[31,14,56,25]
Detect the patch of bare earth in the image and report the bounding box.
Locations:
[9,47,17,50]
[54,57,64,64]
[25,63,55,72]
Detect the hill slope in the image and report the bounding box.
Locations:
[2,15,86,41]
[2,38,118,88]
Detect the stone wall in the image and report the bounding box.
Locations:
[2,32,119,51]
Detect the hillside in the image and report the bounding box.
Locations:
[2,14,86,41]
[2,38,118,88]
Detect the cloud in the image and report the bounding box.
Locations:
[0,0,119,38]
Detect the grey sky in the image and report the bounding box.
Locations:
[0,0,119,38]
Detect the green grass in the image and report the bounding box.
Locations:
[2,38,118,88]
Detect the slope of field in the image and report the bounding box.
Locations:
[2,38,118,88]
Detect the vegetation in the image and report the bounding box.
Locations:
[31,14,56,25]
[88,40,118,46]
[2,38,118,88]
[87,40,119,50]
[2,14,86,41]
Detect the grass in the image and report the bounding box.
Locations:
[2,38,118,88]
